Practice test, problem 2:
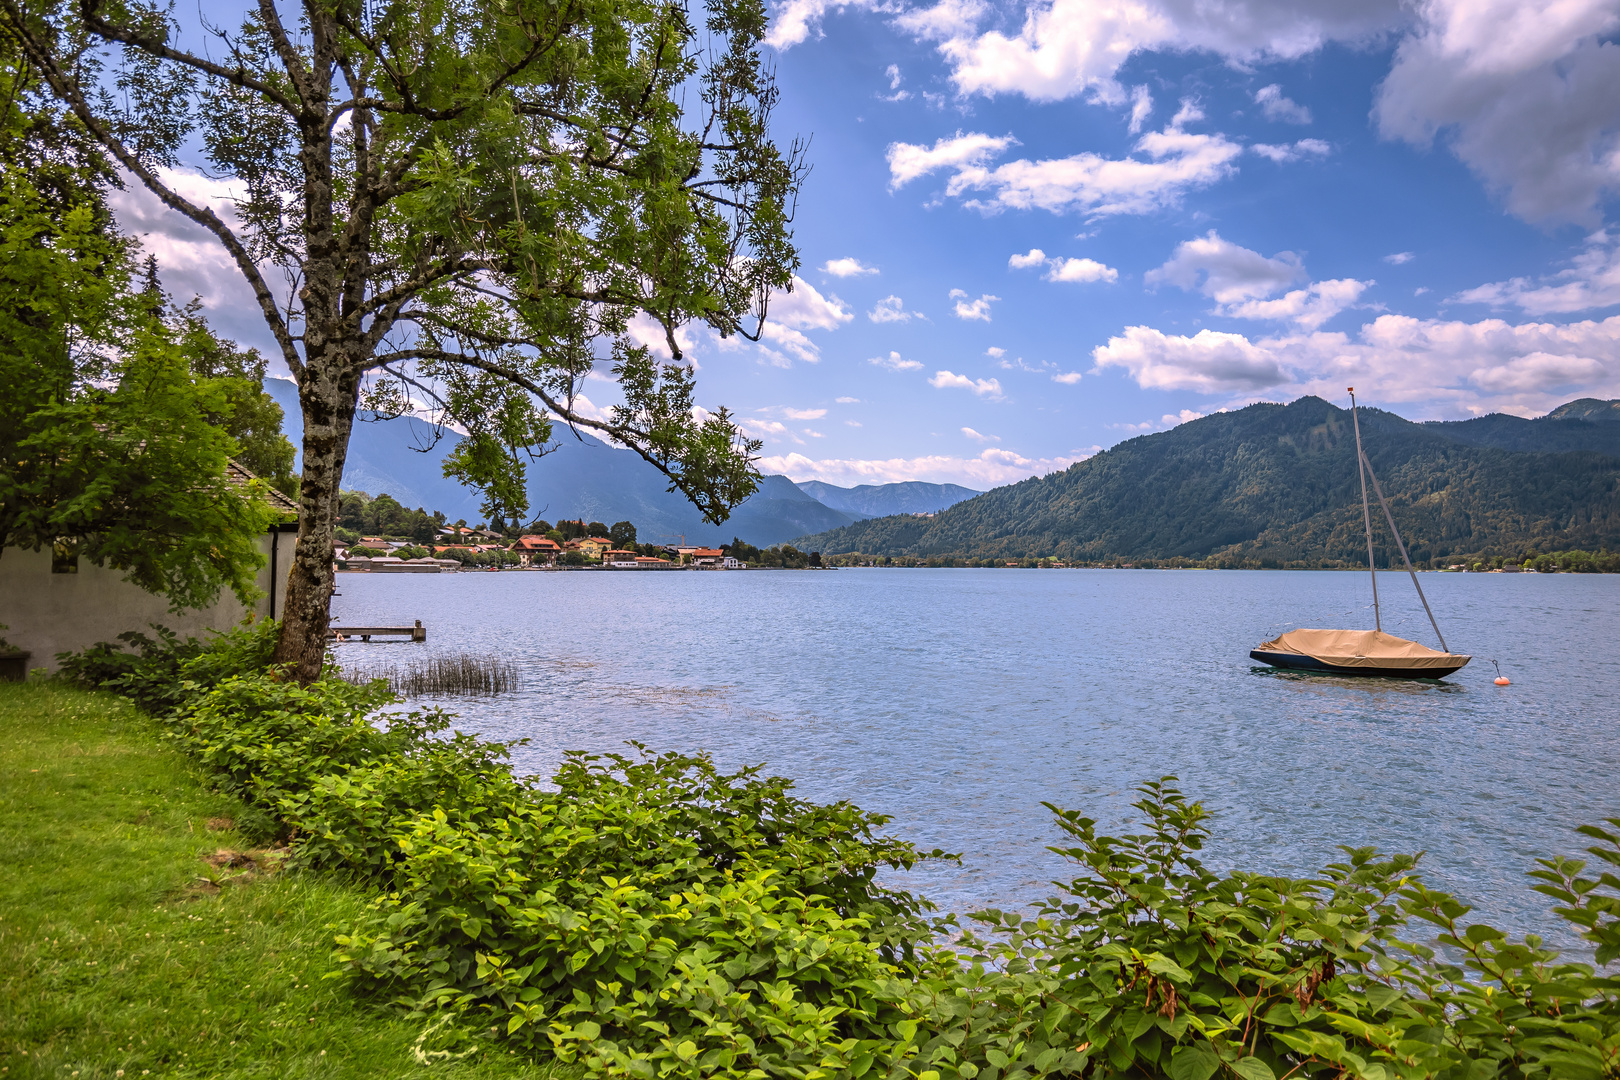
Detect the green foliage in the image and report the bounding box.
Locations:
[609,520,638,549]
[0,58,280,610]
[795,397,1620,567]
[59,627,1620,1080]
[1521,549,1620,573]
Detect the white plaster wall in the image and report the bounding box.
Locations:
[0,530,297,673]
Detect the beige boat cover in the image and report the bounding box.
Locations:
[1256,628,1470,670]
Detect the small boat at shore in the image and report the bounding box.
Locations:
[1251,389,1471,681]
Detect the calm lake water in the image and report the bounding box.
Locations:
[333,567,1620,942]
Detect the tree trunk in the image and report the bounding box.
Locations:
[272,358,358,683]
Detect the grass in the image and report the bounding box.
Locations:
[0,681,552,1080]
[351,654,521,698]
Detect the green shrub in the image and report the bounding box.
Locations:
[55,628,1620,1080]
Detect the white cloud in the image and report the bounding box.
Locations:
[109,167,278,357]
[758,321,824,366]
[1165,408,1206,425]
[760,447,1091,488]
[1092,326,1288,393]
[886,63,903,89]
[1455,230,1620,314]
[893,0,990,42]
[962,426,1000,442]
[1385,251,1416,265]
[1249,138,1332,163]
[921,0,1401,104]
[770,275,854,330]
[950,289,999,320]
[1046,256,1119,283]
[782,407,828,420]
[822,256,879,277]
[985,345,1006,357]
[943,120,1244,218]
[1052,371,1084,384]
[930,369,1004,396]
[869,350,924,371]
[625,311,697,359]
[1145,230,1304,303]
[1375,0,1620,225]
[836,395,861,403]
[1009,248,1118,282]
[1092,312,1620,416]
[766,0,890,48]
[869,295,923,323]
[739,418,802,443]
[886,131,1018,189]
[846,419,864,426]
[1222,278,1374,331]
[1254,84,1312,124]
[1128,85,1154,134]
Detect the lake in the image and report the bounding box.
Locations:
[332,567,1620,942]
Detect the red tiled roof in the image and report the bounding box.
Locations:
[692,548,724,557]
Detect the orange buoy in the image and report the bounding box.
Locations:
[1490,660,1510,686]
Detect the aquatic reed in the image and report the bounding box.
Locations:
[352,653,521,697]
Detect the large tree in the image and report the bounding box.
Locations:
[3,0,804,681]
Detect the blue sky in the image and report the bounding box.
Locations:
[119,0,1620,489]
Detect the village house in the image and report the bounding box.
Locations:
[691,547,726,567]
[511,535,562,566]
[634,556,673,569]
[603,549,640,568]
[568,537,610,559]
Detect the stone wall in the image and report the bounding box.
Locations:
[0,528,297,674]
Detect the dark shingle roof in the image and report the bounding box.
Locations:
[226,459,300,520]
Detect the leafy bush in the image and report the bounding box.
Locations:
[57,628,1620,1079]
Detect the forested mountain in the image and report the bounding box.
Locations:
[791,396,1620,566]
[266,379,859,545]
[795,480,980,518]
[1422,397,1620,456]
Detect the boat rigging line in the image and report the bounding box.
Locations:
[1349,388,1449,653]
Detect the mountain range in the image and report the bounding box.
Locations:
[789,397,1620,566]
[264,379,978,546]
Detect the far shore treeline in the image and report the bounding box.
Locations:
[790,396,1620,571]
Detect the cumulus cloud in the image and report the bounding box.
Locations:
[914,0,1402,103]
[770,276,854,330]
[109,167,281,358]
[822,256,879,277]
[759,447,1091,487]
[869,295,923,323]
[782,407,829,420]
[886,131,1018,189]
[625,311,697,360]
[930,369,1004,396]
[1223,278,1374,331]
[1047,256,1119,283]
[1254,84,1313,124]
[1146,230,1304,303]
[1249,138,1332,163]
[1374,0,1620,225]
[955,124,1242,217]
[1052,371,1084,383]
[985,345,1007,357]
[1385,251,1416,265]
[893,0,991,42]
[1010,248,1117,282]
[962,426,1000,441]
[1092,312,1620,416]
[1455,230,1620,314]
[949,289,999,320]
[869,350,924,371]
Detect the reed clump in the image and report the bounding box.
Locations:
[358,653,521,697]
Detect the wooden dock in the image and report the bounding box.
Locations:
[328,620,425,642]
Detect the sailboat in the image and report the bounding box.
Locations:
[1249,389,1472,680]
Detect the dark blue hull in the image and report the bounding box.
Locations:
[1250,649,1469,680]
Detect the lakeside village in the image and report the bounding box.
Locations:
[333,493,821,573]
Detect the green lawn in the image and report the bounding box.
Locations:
[0,681,552,1080]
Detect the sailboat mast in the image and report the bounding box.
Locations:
[1349,388,1381,631]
